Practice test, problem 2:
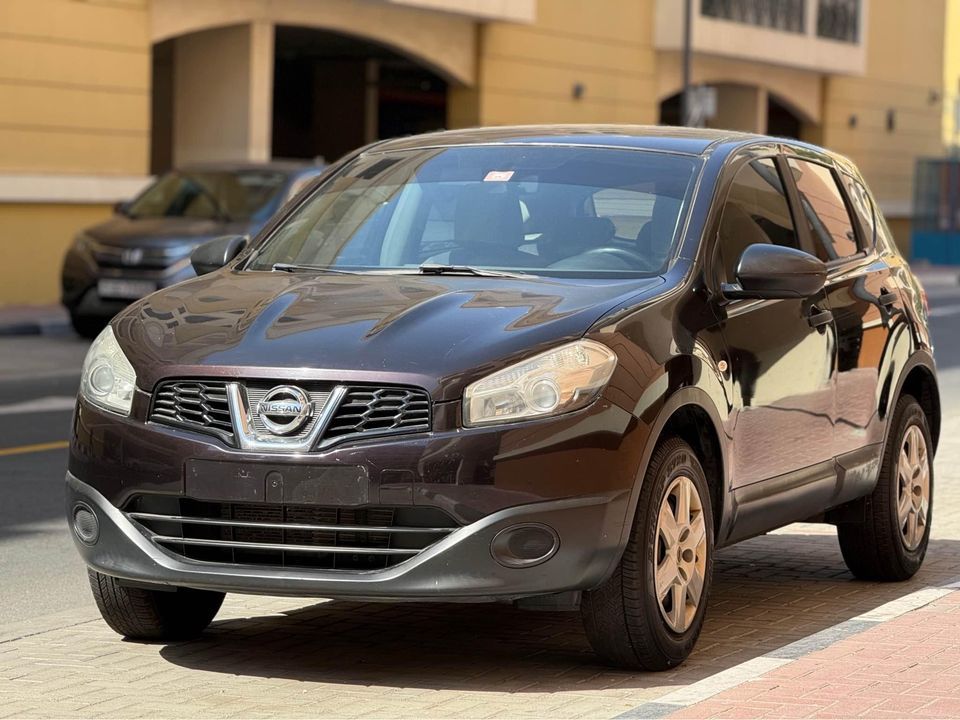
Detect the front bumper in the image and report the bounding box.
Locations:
[67,472,629,601]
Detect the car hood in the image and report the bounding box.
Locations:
[114,270,665,400]
[85,216,253,249]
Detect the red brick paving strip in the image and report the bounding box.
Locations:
[668,592,960,719]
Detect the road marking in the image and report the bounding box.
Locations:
[0,396,75,416]
[0,440,69,457]
[615,579,959,719]
[929,303,960,317]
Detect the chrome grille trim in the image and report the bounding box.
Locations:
[125,497,460,571]
[151,536,421,556]
[127,511,456,535]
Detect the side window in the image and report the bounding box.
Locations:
[787,159,860,261]
[717,158,799,283]
[843,175,876,247]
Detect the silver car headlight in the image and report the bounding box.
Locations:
[463,339,617,427]
[79,326,137,415]
[73,231,95,253]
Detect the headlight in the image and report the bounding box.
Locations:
[79,326,137,415]
[463,339,617,427]
[73,231,94,253]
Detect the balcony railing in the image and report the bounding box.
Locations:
[700,0,806,34]
[816,0,860,43]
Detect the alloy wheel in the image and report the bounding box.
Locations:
[897,424,930,551]
[655,475,708,633]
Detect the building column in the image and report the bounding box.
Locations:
[247,20,274,162]
[708,84,768,133]
[172,22,274,165]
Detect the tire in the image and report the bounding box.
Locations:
[70,312,106,339]
[581,437,714,670]
[837,395,933,581]
[88,569,225,641]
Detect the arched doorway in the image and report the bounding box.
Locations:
[658,84,812,141]
[766,93,803,139]
[272,26,447,163]
[149,21,464,174]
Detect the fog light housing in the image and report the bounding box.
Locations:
[72,503,99,545]
[491,523,559,568]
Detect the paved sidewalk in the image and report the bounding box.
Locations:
[666,591,960,719]
[0,305,69,336]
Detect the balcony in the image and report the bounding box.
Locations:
[656,0,866,75]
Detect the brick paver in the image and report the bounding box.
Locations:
[668,592,960,719]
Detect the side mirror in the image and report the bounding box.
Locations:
[191,235,248,276]
[113,200,132,216]
[721,244,827,301]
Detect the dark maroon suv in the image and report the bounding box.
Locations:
[67,126,940,670]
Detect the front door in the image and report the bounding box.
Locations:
[711,156,837,490]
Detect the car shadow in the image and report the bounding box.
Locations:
[157,531,960,692]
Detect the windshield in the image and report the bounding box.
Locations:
[127,170,288,222]
[248,146,699,276]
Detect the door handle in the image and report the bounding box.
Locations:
[878,290,899,307]
[807,306,833,329]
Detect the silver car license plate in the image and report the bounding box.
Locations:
[97,279,156,300]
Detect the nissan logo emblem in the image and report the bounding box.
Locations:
[256,386,313,436]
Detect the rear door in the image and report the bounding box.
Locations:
[782,153,906,481]
[711,153,837,493]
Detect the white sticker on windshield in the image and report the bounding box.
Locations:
[483,170,514,182]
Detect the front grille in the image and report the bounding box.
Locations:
[90,241,190,270]
[125,496,458,570]
[151,381,234,443]
[149,380,431,448]
[323,388,431,442]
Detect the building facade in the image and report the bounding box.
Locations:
[0,0,953,305]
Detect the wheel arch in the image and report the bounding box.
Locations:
[614,386,729,561]
[895,354,941,452]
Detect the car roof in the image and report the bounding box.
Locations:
[367,124,766,157]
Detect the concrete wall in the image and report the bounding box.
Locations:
[0,0,150,174]
[0,0,151,306]
[944,0,960,148]
[821,1,946,225]
[463,0,659,126]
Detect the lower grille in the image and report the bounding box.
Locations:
[125,496,458,571]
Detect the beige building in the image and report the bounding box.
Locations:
[0,0,954,306]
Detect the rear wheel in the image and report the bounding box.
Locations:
[88,569,224,640]
[837,395,933,581]
[581,437,714,670]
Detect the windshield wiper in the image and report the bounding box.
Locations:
[417,263,535,279]
[272,263,362,275]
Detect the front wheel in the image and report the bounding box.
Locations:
[88,569,224,640]
[581,437,714,670]
[837,395,933,581]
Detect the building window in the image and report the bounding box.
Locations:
[701,0,806,34]
[816,0,859,42]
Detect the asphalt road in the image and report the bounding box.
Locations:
[2,281,960,625]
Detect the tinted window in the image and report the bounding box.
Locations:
[248,146,698,277]
[843,175,876,247]
[787,159,859,261]
[127,170,287,222]
[716,158,798,282]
